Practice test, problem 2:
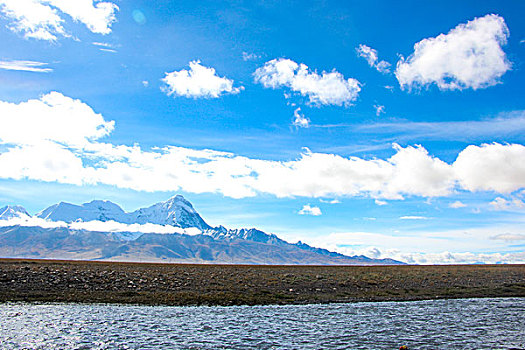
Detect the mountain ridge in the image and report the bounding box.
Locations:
[0,196,403,265]
[35,195,210,231]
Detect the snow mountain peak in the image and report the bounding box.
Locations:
[0,205,30,220]
[35,195,210,230]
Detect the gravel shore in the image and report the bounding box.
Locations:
[1,259,524,306]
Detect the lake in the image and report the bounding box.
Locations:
[1,297,524,349]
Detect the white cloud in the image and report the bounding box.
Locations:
[320,199,340,204]
[357,111,525,142]
[92,42,117,53]
[0,0,118,41]
[1,93,525,201]
[306,227,525,264]
[393,250,525,264]
[0,60,52,72]
[99,48,116,53]
[162,61,242,99]
[254,58,361,107]
[373,104,385,116]
[0,142,87,185]
[356,44,391,73]
[375,199,387,206]
[0,91,114,147]
[0,216,198,236]
[45,0,117,34]
[454,143,525,194]
[490,233,525,241]
[399,216,429,220]
[298,204,322,216]
[92,41,113,48]
[489,197,525,211]
[242,52,260,61]
[449,201,467,208]
[396,14,511,91]
[292,107,309,128]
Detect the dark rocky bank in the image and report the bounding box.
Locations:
[0,259,524,306]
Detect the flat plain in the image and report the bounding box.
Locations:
[0,259,524,306]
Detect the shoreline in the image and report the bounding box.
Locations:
[1,258,524,306]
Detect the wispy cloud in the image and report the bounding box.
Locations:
[320,199,340,204]
[352,111,525,142]
[242,52,260,61]
[373,104,385,116]
[92,42,114,48]
[400,216,429,220]
[92,42,117,53]
[0,60,52,73]
[356,44,391,73]
[490,233,525,241]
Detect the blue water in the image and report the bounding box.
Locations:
[1,298,524,349]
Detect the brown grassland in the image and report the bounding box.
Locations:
[0,259,524,306]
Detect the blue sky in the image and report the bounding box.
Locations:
[0,0,524,263]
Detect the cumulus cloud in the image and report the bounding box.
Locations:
[162,61,242,99]
[0,60,52,72]
[0,0,118,41]
[0,91,114,147]
[449,201,467,209]
[489,197,525,211]
[1,93,525,200]
[298,205,322,216]
[396,14,511,91]
[356,44,391,73]
[292,107,310,128]
[254,58,361,107]
[454,143,525,194]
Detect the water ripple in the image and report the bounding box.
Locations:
[0,298,524,349]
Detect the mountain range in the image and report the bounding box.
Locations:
[0,196,402,265]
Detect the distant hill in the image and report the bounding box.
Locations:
[0,196,402,265]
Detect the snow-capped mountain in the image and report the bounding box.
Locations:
[0,205,30,220]
[0,196,403,265]
[36,195,210,231]
[129,195,210,230]
[205,226,284,245]
[37,200,128,223]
